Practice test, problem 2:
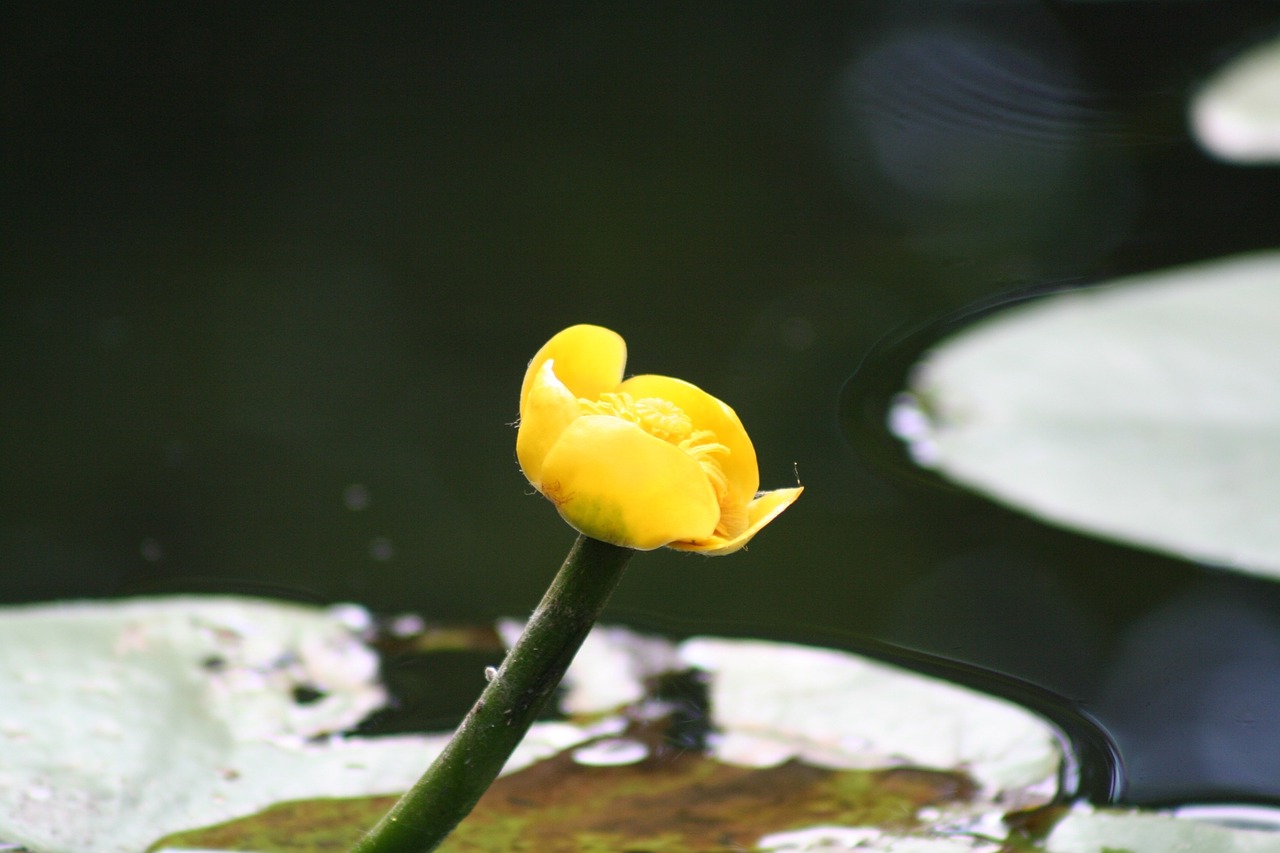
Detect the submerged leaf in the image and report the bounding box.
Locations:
[157,753,981,852]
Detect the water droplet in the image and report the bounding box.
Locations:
[344,483,371,511]
[369,536,395,561]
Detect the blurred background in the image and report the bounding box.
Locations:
[7,2,1280,807]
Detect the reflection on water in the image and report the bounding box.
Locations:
[825,7,1135,271]
[885,548,1105,700]
[1098,582,1280,805]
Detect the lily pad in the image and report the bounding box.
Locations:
[1046,805,1280,853]
[1192,33,1280,164]
[893,251,1280,577]
[680,637,1059,799]
[0,597,597,853]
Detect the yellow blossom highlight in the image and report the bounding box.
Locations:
[517,324,802,554]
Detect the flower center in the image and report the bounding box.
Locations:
[579,392,742,538]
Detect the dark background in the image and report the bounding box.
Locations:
[7,3,1280,806]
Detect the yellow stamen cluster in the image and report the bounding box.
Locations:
[580,392,740,538]
[581,393,691,442]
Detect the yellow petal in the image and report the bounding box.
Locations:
[618,374,759,507]
[516,359,583,488]
[520,325,626,411]
[669,486,803,556]
[539,415,720,550]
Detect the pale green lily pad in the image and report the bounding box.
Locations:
[758,827,1003,853]
[1192,33,1280,163]
[680,637,1059,800]
[1046,805,1280,853]
[0,596,598,853]
[502,624,1061,801]
[893,251,1280,576]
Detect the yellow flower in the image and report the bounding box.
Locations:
[516,324,802,554]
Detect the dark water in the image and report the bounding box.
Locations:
[7,2,1280,808]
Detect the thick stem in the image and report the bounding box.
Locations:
[353,535,634,853]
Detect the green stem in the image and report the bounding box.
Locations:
[353,535,635,853]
